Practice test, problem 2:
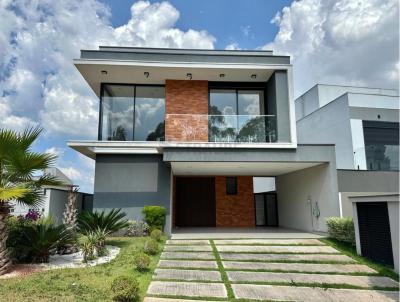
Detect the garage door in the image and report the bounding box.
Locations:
[357,202,394,267]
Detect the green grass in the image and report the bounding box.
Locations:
[320,238,399,281]
[0,237,165,302]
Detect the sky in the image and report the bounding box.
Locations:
[0,0,399,193]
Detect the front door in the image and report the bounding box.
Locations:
[176,177,216,227]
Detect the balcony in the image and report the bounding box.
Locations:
[354,145,399,171]
[165,114,277,143]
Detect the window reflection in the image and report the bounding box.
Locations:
[100,84,165,141]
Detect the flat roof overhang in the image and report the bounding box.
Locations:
[67,141,334,176]
[74,60,291,97]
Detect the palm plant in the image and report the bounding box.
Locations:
[0,127,62,274]
[77,209,129,235]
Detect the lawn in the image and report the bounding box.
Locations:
[321,238,399,281]
[0,237,165,302]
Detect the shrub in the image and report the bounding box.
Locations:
[78,235,96,263]
[6,216,35,262]
[77,209,129,235]
[326,217,355,245]
[93,228,108,257]
[143,239,158,255]
[150,229,163,242]
[125,220,149,237]
[17,217,75,263]
[25,209,41,221]
[142,206,166,230]
[111,276,139,302]
[134,252,150,271]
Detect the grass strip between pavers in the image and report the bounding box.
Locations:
[223,268,380,276]
[152,278,224,283]
[218,259,356,264]
[156,266,219,271]
[210,240,235,300]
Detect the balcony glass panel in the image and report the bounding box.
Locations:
[134,86,165,141]
[101,85,134,141]
[209,89,237,115]
[363,121,399,171]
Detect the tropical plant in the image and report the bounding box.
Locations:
[133,252,150,271]
[0,127,62,274]
[78,233,97,262]
[143,239,158,255]
[25,209,41,221]
[18,217,75,263]
[77,209,129,235]
[150,229,163,242]
[63,186,79,230]
[142,206,166,231]
[124,220,149,237]
[93,227,108,256]
[6,216,35,262]
[111,276,140,302]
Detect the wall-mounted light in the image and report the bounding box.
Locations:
[101,70,108,75]
[187,73,192,80]
[144,71,150,78]
[251,74,257,79]
[219,73,225,78]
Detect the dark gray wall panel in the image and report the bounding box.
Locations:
[94,154,171,232]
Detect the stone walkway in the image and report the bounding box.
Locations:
[145,238,399,302]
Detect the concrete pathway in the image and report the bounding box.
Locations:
[146,238,399,301]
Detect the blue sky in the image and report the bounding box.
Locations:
[100,0,292,49]
[0,0,398,193]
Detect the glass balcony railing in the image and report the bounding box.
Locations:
[354,145,399,171]
[165,114,277,143]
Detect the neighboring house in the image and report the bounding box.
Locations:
[295,84,399,216]
[11,168,93,224]
[69,47,341,235]
[296,84,399,271]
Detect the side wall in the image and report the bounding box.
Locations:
[94,154,172,233]
[215,176,255,227]
[276,164,340,232]
[165,80,209,142]
[297,95,354,169]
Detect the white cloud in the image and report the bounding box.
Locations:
[225,43,241,50]
[0,0,216,138]
[264,0,399,97]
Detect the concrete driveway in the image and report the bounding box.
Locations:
[145,237,399,302]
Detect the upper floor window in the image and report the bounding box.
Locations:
[100,84,165,141]
[363,121,399,171]
[209,88,276,143]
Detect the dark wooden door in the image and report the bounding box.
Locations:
[357,202,394,267]
[254,192,278,227]
[176,177,216,227]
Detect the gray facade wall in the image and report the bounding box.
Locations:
[94,154,172,233]
[266,71,291,143]
[349,107,399,122]
[276,164,340,233]
[297,95,355,169]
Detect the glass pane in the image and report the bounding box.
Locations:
[238,90,263,115]
[134,86,165,141]
[209,89,236,115]
[266,194,278,226]
[363,121,399,171]
[101,85,134,141]
[255,194,265,226]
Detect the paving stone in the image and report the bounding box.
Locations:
[220,252,356,262]
[158,260,218,269]
[216,244,340,253]
[166,240,210,245]
[164,245,212,252]
[223,261,377,274]
[147,281,227,298]
[154,269,222,281]
[144,298,219,302]
[232,284,399,302]
[161,252,215,260]
[227,271,398,288]
[214,239,324,245]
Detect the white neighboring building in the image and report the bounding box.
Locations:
[296,84,399,271]
[11,168,93,224]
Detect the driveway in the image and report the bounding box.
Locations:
[145,237,399,302]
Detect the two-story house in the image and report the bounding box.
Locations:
[69,47,340,234]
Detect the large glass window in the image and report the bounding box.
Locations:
[100,84,165,141]
[208,88,275,142]
[134,86,165,141]
[363,121,399,171]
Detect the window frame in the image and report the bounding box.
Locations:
[226,176,238,195]
[99,83,165,141]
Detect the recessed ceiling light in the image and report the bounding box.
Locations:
[187,73,192,80]
[101,70,108,75]
[144,71,150,78]
[219,73,225,78]
[251,74,257,79]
